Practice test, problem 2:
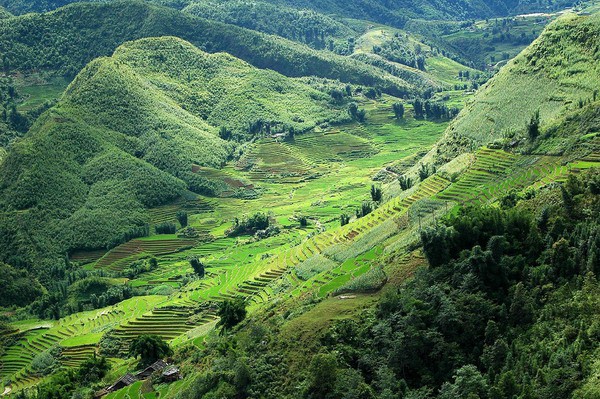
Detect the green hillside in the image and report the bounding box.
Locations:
[0,5,11,18]
[428,12,600,164]
[0,1,410,94]
[0,0,578,21]
[183,0,356,50]
[0,36,347,276]
[0,4,599,399]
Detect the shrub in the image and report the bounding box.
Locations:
[155,222,177,235]
[31,346,61,376]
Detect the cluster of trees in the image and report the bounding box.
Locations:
[129,334,173,367]
[227,212,270,237]
[29,272,135,319]
[88,285,133,310]
[329,85,353,104]
[155,222,177,235]
[121,257,158,280]
[392,102,404,119]
[398,175,414,190]
[373,33,426,70]
[217,298,247,333]
[413,99,459,121]
[184,1,354,51]
[527,110,540,141]
[176,211,188,228]
[418,163,436,181]
[370,185,383,202]
[348,102,366,122]
[340,213,351,226]
[189,256,205,278]
[355,202,374,218]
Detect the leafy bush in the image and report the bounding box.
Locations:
[31,346,61,376]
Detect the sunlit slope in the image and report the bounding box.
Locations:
[437,12,600,158]
[0,36,346,271]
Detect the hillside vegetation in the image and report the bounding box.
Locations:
[0,3,599,399]
[183,0,356,50]
[0,36,346,277]
[0,1,410,95]
[0,0,577,21]
[428,12,600,163]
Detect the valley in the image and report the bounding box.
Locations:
[0,1,599,399]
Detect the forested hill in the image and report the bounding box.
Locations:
[0,36,347,279]
[0,1,410,95]
[0,0,578,23]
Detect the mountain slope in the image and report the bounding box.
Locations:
[0,36,346,275]
[183,0,356,48]
[426,12,600,164]
[0,1,410,95]
[0,0,578,23]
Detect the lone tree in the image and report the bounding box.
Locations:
[392,102,404,119]
[189,256,205,278]
[527,110,540,141]
[217,298,247,333]
[370,185,383,202]
[340,213,350,226]
[129,335,173,367]
[176,211,188,228]
[398,175,413,191]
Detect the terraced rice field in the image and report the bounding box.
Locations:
[0,297,164,390]
[148,198,215,225]
[289,130,378,163]
[95,239,198,271]
[112,306,218,350]
[238,139,321,183]
[4,99,599,396]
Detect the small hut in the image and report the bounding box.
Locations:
[162,366,181,382]
[136,359,168,379]
[107,373,136,392]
